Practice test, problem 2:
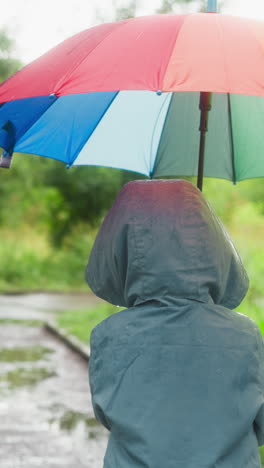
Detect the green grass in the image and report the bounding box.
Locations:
[57,302,120,344]
[0,346,53,362]
[0,367,56,390]
[0,224,96,292]
[260,446,264,466]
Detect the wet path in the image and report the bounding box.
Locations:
[0,294,108,468]
[0,292,100,321]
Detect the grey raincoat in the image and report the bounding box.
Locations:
[86,179,264,468]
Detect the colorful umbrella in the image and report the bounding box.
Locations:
[1,10,264,189]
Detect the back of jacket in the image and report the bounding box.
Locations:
[86,180,264,468]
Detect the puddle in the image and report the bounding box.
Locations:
[0,346,53,362]
[0,367,56,389]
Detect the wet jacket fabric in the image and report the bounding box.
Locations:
[86,179,264,468]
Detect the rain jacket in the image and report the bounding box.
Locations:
[86,179,264,468]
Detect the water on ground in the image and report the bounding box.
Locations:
[0,293,107,468]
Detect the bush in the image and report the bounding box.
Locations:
[0,223,97,291]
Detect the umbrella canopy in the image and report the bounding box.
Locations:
[0,13,264,185]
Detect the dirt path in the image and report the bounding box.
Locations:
[0,294,107,468]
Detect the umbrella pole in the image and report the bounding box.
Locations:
[197,1,217,191]
[197,92,212,191]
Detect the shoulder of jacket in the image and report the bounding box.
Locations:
[231,309,259,330]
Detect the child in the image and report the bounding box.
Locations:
[86,179,264,468]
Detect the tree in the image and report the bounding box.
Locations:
[111,0,206,20]
[42,162,142,245]
[156,0,224,14]
[114,0,138,21]
[111,0,210,19]
[156,0,199,14]
[0,29,22,82]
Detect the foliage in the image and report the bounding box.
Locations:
[0,154,142,246]
[0,222,97,292]
[42,160,141,244]
[114,0,138,20]
[0,28,22,82]
[156,0,224,14]
[156,0,202,14]
[108,0,208,21]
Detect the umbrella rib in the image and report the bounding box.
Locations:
[14,92,120,166]
[150,93,174,178]
[54,20,131,94]
[69,91,120,165]
[149,92,172,177]
[7,95,59,154]
[227,93,236,184]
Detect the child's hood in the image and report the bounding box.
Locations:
[86,179,249,309]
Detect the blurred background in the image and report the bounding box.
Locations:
[0,0,264,330]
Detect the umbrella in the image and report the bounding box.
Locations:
[1,5,264,190]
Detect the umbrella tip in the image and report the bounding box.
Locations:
[0,150,13,169]
[156,90,162,96]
